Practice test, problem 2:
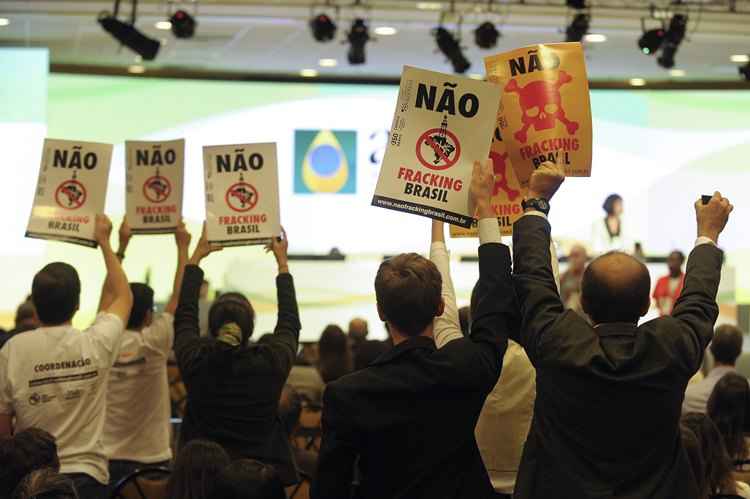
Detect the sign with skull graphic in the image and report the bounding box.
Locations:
[485,42,592,186]
[26,138,113,247]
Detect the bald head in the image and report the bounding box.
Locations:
[581,251,651,324]
[348,318,369,343]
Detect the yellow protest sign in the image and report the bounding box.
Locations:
[485,42,592,186]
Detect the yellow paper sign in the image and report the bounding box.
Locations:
[485,42,592,186]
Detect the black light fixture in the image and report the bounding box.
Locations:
[170,9,196,39]
[346,18,370,65]
[638,28,665,55]
[740,61,750,82]
[434,26,471,74]
[657,14,688,69]
[98,2,160,61]
[310,13,337,42]
[474,21,500,49]
[566,0,587,9]
[565,13,590,42]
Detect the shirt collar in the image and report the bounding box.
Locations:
[594,322,638,337]
[708,365,736,378]
[370,336,436,366]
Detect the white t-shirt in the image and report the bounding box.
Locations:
[0,313,124,485]
[103,313,174,463]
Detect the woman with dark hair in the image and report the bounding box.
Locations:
[682,412,750,498]
[592,193,632,254]
[12,468,77,499]
[173,227,301,486]
[167,440,230,499]
[317,325,352,383]
[681,424,707,499]
[708,373,750,468]
[211,459,286,499]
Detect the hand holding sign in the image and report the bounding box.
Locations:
[265,226,290,274]
[528,161,565,201]
[469,159,496,220]
[190,223,223,266]
[94,214,113,248]
[175,220,192,253]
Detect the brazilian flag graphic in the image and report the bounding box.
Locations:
[294,129,356,194]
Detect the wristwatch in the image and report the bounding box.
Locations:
[521,198,550,215]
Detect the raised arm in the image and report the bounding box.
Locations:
[259,227,301,376]
[671,192,732,373]
[98,218,132,313]
[511,162,565,362]
[164,220,191,316]
[96,215,133,325]
[430,220,463,348]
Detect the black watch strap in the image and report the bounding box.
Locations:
[521,198,550,215]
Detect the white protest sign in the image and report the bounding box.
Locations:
[125,139,184,234]
[26,138,112,248]
[203,142,281,247]
[371,66,501,227]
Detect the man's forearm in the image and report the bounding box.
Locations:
[102,240,130,303]
[166,247,189,315]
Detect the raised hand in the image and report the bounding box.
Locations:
[468,159,495,220]
[265,226,290,273]
[528,161,565,201]
[695,191,733,243]
[189,223,222,265]
[174,219,192,252]
[94,214,114,247]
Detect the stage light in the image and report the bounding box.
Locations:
[417,2,443,10]
[566,0,587,9]
[669,69,686,77]
[155,21,171,30]
[374,26,397,36]
[434,26,471,74]
[318,58,338,67]
[170,9,196,39]
[300,68,319,78]
[127,64,145,74]
[98,13,160,61]
[474,21,500,49]
[740,62,750,82]
[629,78,646,87]
[638,28,665,55]
[310,13,337,42]
[657,14,687,69]
[565,13,590,43]
[346,18,370,65]
[584,33,607,43]
[0,18,10,27]
[730,54,750,63]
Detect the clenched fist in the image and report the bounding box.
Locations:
[695,192,733,243]
[528,162,565,201]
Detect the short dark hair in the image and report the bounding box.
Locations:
[127,283,154,330]
[581,252,650,324]
[210,459,286,499]
[707,372,750,461]
[710,325,744,365]
[208,292,255,346]
[669,250,686,264]
[11,468,77,499]
[375,253,442,337]
[0,428,59,497]
[602,194,622,215]
[167,439,230,499]
[318,325,352,383]
[31,263,80,325]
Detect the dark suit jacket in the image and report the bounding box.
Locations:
[512,215,722,499]
[311,243,519,499]
[174,265,302,485]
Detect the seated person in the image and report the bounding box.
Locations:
[708,373,750,469]
[167,439,230,499]
[211,459,286,499]
[11,468,77,499]
[0,428,59,497]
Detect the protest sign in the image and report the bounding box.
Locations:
[372,66,501,228]
[125,139,184,234]
[203,142,281,247]
[450,128,525,238]
[485,42,592,186]
[25,138,112,247]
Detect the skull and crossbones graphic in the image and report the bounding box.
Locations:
[490,151,520,201]
[504,70,579,144]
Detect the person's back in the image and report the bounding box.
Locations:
[511,164,732,499]
[167,439,230,499]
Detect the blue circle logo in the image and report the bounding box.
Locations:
[309,144,342,177]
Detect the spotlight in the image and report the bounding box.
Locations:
[170,9,196,39]
[474,21,500,49]
[739,62,750,82]
[638,28,665,55]
[434,27,471,74]
[565,13,590,42]
[657,14,687,69]
[347,18,370,65]
[310,13,337,42]
[98,13,160,60]
[566,0,587,9]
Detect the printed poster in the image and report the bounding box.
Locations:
[372,65,501,228]
[125,139,184,234]
[485,42,592,186]
[25,138,113,248]
[203,142,281,247]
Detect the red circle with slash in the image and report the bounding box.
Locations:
[54,180,87,210]
[415,128,461,171]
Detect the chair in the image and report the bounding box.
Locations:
[110,467,171,499]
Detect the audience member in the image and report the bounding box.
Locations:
[681,424,707,498]
[0,215,133,499]
[430,219,535,498]
[592,193,631,254]
[313,160,518,499]
[559,244,587,313]
[211,459,286,499]
[0,428,59,497]
[11,468,77,499]
[167,439,230,499]
[103,220,191,486]
[278,385,317,479]
[682,412,750,498]
[317,325,352,383]
[511,163,731,498]
[684,325,744,414]
[347,318,368,346]
[653,250,686,316]
[707,373,750,467]
[287,356,325,405]
[174,226,301,486]
[0,300,40,350]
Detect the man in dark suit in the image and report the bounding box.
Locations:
[312,160,519,499]
[512,162,733,499]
